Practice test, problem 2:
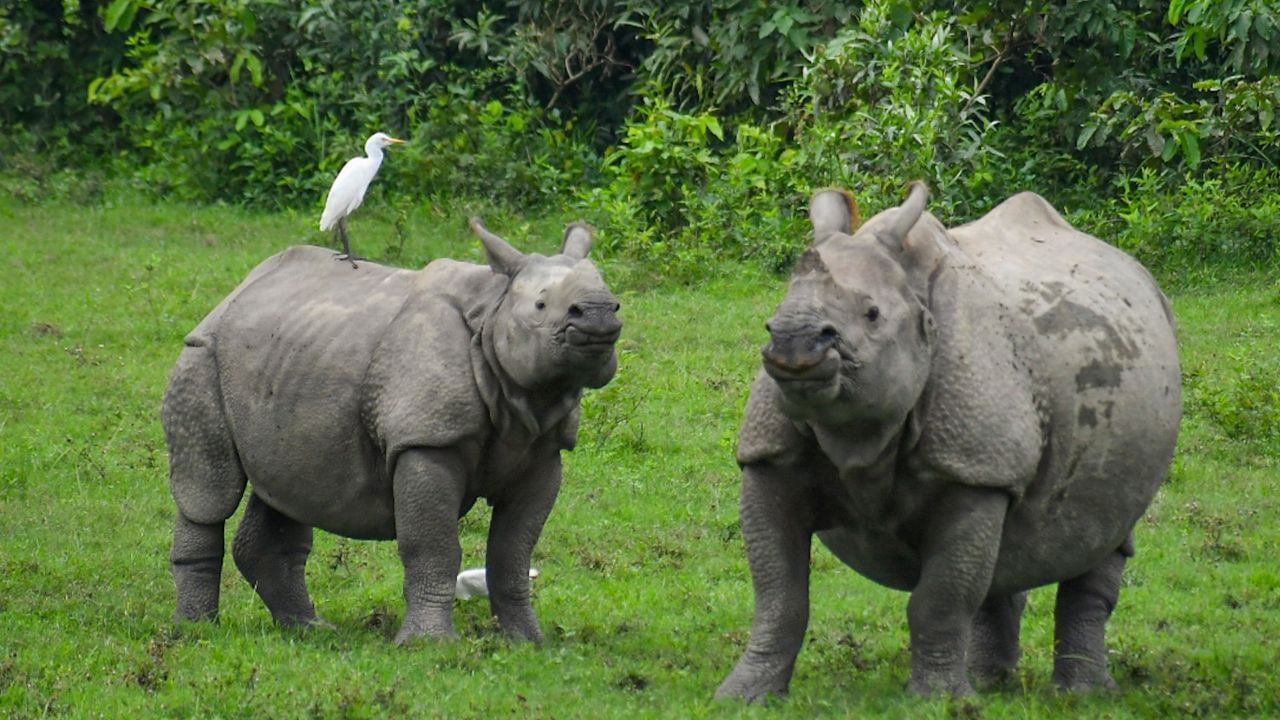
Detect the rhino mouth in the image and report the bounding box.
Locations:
[761,346,840,389]
[565,325,620,352]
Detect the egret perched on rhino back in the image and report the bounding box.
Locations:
[718,182,1180,702]
[318,131,405,267]
[162,218,620,644]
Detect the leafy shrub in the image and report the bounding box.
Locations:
[81,0,599,210]
[627,0,857,111]
[385,74,601,208]
[583,1,1001,275]
[1069,166,1280,273]
[781,1,1002,214]
[1077,76,1280,169]
[0,1,122,170]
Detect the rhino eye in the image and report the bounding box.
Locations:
[535,301,546,311]
[866,306,880,322]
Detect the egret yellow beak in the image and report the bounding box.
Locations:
[387,137,407,144]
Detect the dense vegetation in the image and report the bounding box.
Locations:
[3,0,1278,275]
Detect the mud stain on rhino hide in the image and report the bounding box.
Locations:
[1075,359,1123,392]
[1078,405,1098,428]
[1033,297,1142,362]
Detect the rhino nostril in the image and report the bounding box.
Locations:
[819,324,838,340]
[568,304,583,318]
[764,321,774,333]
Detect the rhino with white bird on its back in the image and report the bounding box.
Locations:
[162,219,620,644]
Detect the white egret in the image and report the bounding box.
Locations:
[319,131,406,267]
[455,567,540,600]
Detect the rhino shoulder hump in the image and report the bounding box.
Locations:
[999,192,1073,230]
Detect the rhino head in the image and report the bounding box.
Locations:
[469,218,622,393]
[763,182,942,426]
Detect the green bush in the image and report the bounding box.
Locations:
[79,0,599,210]
[1069,166,1280,274]
[3,0,1280,281]
[582,1,1003,275]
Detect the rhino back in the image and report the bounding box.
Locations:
[202,246,421,536]
[949,193,1181,589]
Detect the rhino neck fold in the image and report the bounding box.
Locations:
[470,310,580,443]
[808,410,912,477]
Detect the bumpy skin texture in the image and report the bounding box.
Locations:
[718,185,1180,702]
[162,222,620,643]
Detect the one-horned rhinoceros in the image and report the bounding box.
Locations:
[162,219,620,643]
[717,183,1180,701]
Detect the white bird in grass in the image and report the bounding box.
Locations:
[455,567,540,600]
[319,131,406,267]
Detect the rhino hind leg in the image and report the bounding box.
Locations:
[164,344,248,622]
[969,591,1027,686]
[232,493,326,627]
[1051,538,1131,691]
[171,513,228,621]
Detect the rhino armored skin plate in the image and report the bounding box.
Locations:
[719,182,1180,701]
[162,220,620,644]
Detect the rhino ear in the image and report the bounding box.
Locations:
[469,217,526,276]
[561,222,594,259]
[877,181,929,250]
[810,189,859,243]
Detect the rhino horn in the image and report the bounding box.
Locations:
[561,222,594,260]
[810,189,859,243]
[469,216,526,276]
[881,181,930,247]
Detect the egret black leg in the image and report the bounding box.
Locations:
[333,220,361,268]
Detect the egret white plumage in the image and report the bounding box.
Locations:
[455,567,540,600]
[319,131,406,267]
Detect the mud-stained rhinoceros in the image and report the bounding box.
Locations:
[162,219,621,643]
[717,183,1180,701]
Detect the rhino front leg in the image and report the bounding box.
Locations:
[1051,536,1130,691]
[716,462,813,704]
[232,492,325,627]
[486,450,562,642]
[393,447,466,643]
[907,486,1009,697]
[969,591,1027,687]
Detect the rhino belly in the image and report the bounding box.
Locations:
[816,526,921,591]
[216,338,397,539]
[236,418,396,540]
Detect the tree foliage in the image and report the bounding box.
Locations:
[2,0,1277,269]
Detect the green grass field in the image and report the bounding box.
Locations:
[2,194,1278,718]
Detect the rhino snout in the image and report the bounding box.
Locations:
[565,301,622,348]
[761,322,840,379]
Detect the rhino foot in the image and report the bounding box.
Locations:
[1051,663,1118,693]
[278,613,334,631]
[970,664,1019,690]
[393,622,459,645]
[908,667,976,698]
[715,656,794,705]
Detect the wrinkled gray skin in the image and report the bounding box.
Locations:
[717,183,1180,701]
[162,219,620,644]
